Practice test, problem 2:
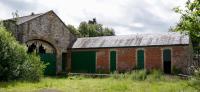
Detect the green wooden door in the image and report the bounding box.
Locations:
[71,51,96,73]
[163,49,171,74]
[40,53,56,76]
[110,51,116,72]
[137,50,144,69]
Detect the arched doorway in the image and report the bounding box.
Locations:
[26,40,56,76]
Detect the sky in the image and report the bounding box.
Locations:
[0,0,187,35]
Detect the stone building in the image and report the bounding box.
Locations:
[3,10,76,75]
[3,10,192,75]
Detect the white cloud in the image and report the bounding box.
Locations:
[0,0,187,35]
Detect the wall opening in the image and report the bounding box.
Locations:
[62,53,67,72]
[163,49,171,74]
[26,40,56,76]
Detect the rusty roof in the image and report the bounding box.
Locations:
[72,32,189,49]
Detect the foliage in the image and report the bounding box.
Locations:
[173,0,200,43]
[173,1,200,90]
[66,24,81,37]
[188,68,200,91]
[67,20,115,37]
[0,22,45,82]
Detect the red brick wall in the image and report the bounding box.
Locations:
[69,45,190,73]
[117,48,136,72]
[96,49,109,73]
[145,47,162,71]
[172,46,190,73]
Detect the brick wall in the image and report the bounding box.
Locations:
[117,48,136,72]
[69,45,190,73]
[172,46,190,73]
[96,49,110,73]
[145,47,162,71]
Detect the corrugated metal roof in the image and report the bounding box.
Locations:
[72,32,189,48]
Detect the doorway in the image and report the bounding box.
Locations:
[163,49,171,74]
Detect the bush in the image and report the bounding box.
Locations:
[0,23,45,82]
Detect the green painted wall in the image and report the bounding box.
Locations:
[71,51,96,73]
[110,51,116,72]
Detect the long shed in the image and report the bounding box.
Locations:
[68,33,192,74]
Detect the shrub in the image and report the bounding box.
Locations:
[0,23,45,82]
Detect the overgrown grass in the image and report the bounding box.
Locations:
[0,70,197,92]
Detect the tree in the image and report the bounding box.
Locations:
[67,19,115,37]
[0,22,45,82]
[173,0,200,45]
[173,1,200,90]
[66,24,81,37]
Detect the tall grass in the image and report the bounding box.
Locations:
[0,70,197,92]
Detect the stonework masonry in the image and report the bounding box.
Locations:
[4,11,76,74]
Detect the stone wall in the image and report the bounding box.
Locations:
[4,11,77,74]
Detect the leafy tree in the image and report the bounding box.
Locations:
[0,22,45,82]
[173,0,200,45]
[66,24,81,37]
[67,19,115,37]
[103,27,115,36]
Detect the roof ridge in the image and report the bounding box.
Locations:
[5,10,52,25]
[78,32,185,39]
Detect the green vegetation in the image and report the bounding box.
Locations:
[0,70,197,92]
[0,22,45,82]
[188,68,200,91]
[67,19,115,37]
[173,0,200,44]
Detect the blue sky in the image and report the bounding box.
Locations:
[0,0,186,35]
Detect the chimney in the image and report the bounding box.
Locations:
[31,12,34,16]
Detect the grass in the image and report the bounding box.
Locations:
[0,77,196,92]
[0,72,198,92]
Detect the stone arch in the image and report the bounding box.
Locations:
[25,39,57,54]
[26,39,58,75]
